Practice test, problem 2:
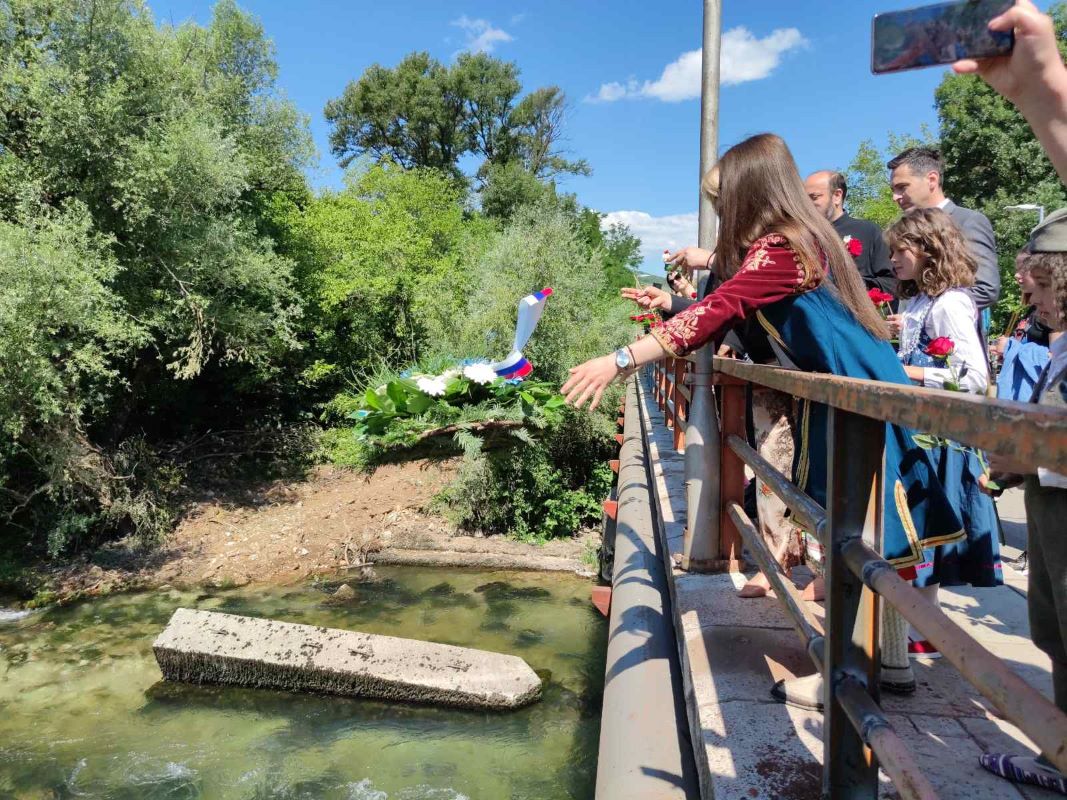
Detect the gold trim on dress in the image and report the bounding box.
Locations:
[756,310,788,351]
[886,479,965,567]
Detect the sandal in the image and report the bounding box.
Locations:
[800,575,825,602]
[738,581,775,598]
[980,753,1067,795]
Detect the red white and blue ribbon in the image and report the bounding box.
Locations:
[491,287,553,379]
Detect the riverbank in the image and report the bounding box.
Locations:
[6,460,596,608]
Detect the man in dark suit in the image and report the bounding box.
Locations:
[805,170,897,298]
[888,147,1000,314]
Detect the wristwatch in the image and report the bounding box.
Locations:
[614,347,633,372]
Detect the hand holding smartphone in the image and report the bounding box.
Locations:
[872,0,1014,74]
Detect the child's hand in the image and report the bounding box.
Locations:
[886,313,904,337]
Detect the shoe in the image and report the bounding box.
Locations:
[800,576,824,602]
[770,674,824,711]
[738,580,774,598]
[980,753,1067,795]
[879,662,917,695]
[908,640,941,659]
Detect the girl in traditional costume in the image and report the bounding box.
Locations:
[562,133,963,706]
[886,209,1003,659]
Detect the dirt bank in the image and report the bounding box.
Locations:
[29,460,596,605]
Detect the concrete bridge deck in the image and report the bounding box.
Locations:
[635,374,1062,800]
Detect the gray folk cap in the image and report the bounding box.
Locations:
[1027,207,1067,253]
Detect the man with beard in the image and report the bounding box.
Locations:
[805,170,897,298]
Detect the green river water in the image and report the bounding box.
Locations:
[0,567,606,799]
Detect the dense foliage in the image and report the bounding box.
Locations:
[0,0,314,554]
[319,200,632,539]
[0,0,637,560]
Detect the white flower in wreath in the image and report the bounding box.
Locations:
[463,362,498,385]
[416,375,447,397]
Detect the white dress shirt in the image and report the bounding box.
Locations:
[900,290,988,393]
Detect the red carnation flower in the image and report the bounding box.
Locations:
[847,237,863,257]
[868,288,894,306]
[924,337,955,359]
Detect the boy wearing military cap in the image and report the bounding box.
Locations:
[981,207,1067,795]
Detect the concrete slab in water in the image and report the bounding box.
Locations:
[153,608,541,710]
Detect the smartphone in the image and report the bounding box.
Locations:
[871,0,1013,75]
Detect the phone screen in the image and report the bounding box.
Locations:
[871,0,1013,74]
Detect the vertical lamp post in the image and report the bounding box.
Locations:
[680,0,723,572]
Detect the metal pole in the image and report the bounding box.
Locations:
[823,408,884,799]
[680,0,723,571]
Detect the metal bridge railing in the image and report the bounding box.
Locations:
[647,355,1067,800]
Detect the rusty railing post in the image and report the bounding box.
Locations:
[673,359,687,451]
[717,376,747,566]
[664,358,675,432]
[824,408,884,799]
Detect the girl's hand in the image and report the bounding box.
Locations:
[561,354,620,411]
[666,246,714,271]
[621,286,672,311]
[886,313,904,337]
[904,365,924,383]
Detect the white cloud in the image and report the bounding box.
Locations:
[587,27,807,103]
[452,16,513,55]
[602,210,699,270]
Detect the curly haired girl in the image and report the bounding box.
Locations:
[885,208,1003,659]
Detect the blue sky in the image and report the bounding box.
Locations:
[156,0,1040,272]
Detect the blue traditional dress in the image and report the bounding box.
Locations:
[898,292,1003,587]
[651,234,963,572]
[997,309,1052,403]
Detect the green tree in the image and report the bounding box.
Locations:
[0,0,313,553]
[324,52,467,173]
[600,222,643,290]
[846,128,938,228]
[934,2,1067,329]
[508,86,590,181]
[325,51,587,184]
[426,202,631,383]
[276,162,481,397]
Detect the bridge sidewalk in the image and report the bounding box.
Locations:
[635,376,1060,800]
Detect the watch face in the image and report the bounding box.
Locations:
[615,350,630,369]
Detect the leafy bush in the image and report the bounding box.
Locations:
[323,201,632,540]
[421,202,633,383]
[0,0,314,556]
[324,365,567,470]
[436,409,616,541]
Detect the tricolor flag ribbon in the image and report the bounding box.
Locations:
[491,287,553,380]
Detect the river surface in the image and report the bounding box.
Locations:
[0,567,605,799]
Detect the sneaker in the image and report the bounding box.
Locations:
[980,753,1067,795]
[908,639,941,659]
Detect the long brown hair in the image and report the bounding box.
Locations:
[705,133,888,340]
[885,208,976,299]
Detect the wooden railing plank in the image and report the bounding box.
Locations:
[714,358,1067,473]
